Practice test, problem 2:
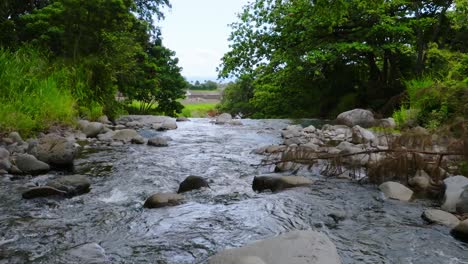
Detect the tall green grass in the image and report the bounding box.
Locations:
[0,48,76,136]
[179,103,218,117]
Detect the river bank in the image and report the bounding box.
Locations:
[0,113,467,263]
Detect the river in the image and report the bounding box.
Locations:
[0,118,466,263]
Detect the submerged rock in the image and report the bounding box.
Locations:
[64,243,110,264]
[144,193,184,208]
[22,186,67,199]
[14,154,50,175]
[208,230,341,264]
[336,108,375,128]
[46,175,91,197]
[252,176,313,193]
[421,209,460,228]
[451,219,468,243]
[441,176,468,213]
[215,113,232,124]
[177,176,210,193]
[379,181,413,202]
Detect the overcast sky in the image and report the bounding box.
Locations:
[159,0,249,82]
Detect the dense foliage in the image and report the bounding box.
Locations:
[0,0,186,134]
[218,0,468,121]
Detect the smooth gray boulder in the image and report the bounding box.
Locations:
[451,219,468,243]
[336,109,375,128]
[14,154,50,175]
[82,122,104,138]
[159,118,177,130]
[111,129,140,143]
[456,186,468,214]
[144,193,184,208]
[36,135,77,167]
[63,243,110,264]
[208,230,341,264]
[379,181,413,201]
[252,176,313,193]
[215,113,232,124]
[46,175,91,197]
[408,170,432,192]
[22,186,67,199]
[147,137,168,147]
[0,147,9,160]
[177,176,210,193]
[0,159,11,172]
[97,115,111,124]
[421,209,460,228]
[441,176,468,213]
[9,132,24,144]
[131,135,146,144]
[351,125,376,144]
[377,118,396,129]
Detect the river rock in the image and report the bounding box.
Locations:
[252,176,313,193]
[160,118,178,130]
[0,169,7,175]
[82,122,104,138]
[208,230,341,264]
[144,193,184,208]
[177,176,210,193]
[229,120,243,126]
[421,209,460,228]
[46,175,91,197]
[408,170,432,192]
[336,109,375,128]
[451,219,468,242]
[111,129,140,143]
[303,125,316,134]
[126,121,142,128]
[64,243,110,264]
[0,157,12,172]
[351,125,376,144]
[176,117,190,122]
[14,154,50,175]
[9,132,24,144]
[441,176,468,213]
[22,186,67,199]
[379,181,413,201]
[215,113,232,124]
[147,137,168,147]
[131,135,146,144]
[97,131,116,142]
[0,147,9,160]
[456,186,468,214]
[97,115,111,124]
[377,118,396,129]
[36,135,78,167]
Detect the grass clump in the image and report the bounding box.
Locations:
[0,48,76,136]
[179,103,218,117]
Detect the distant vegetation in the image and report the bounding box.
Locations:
[187,80,219,91]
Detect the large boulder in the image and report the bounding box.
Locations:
[441,176,468,213]
[351,125,376,144]
[451,219,468,243]
[177,176,210,193]
[252,176,313,193]
[147,137,168,147]
[208,230,341,264]
[46,175,91,197]
[22,186,67,199]
[144,193,184,208]
[336,109,375,128]
[215,113,232,124]
[82,122,104,138]
[36,135,78,167]
[14,154,50,175]
[421,209,460,228]
[456,186,468,214]
[111,129,140,143]
[378,181,413,202]
[159,118,177,130]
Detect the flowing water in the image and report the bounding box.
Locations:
[0,118,466,263]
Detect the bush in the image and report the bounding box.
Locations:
[0,48,76,136]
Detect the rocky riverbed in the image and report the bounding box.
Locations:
[0,114,467,263]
